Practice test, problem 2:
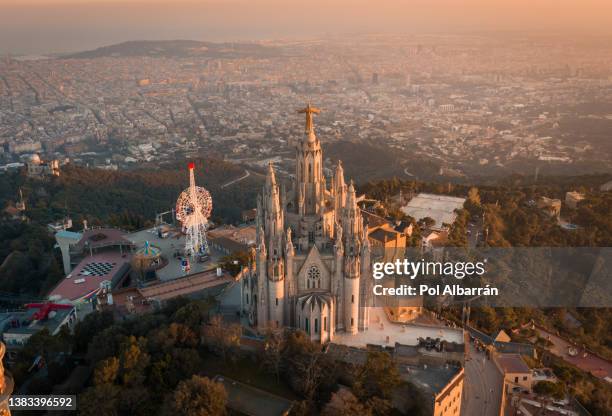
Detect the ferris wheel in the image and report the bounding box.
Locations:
[176,162,213,257]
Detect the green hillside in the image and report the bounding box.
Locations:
[1,158,262,229]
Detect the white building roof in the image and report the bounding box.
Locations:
[401,193,466,229]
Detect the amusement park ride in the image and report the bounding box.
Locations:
[175,162,213,260]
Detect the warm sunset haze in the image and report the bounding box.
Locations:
[1,0,612,53]
[0,1,611,416]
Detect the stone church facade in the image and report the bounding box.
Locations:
[242,105,371,343]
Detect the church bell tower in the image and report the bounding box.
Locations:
[295,104,324,216]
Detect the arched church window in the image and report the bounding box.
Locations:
[308,163,312,182]
[307,265,321,289]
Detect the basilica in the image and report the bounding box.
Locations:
[242,105,371,343]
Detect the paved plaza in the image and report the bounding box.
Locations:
[127,227,225,281]
[334,307,464,347]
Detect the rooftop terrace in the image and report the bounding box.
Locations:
[49,250,130,302]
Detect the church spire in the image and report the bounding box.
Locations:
[335,160,345,188]
[262,162,283,243]
[294,103,324,215]
[342,180,363,247]
[265,163,280,214]
[265,161,277,189]
[347,180,357,209]
[334,160,347,213]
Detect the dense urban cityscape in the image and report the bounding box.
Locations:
[2,34,611,182]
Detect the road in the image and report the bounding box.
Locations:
[462,343,504,416]
[221,169,250,189]
[535,326,612,380]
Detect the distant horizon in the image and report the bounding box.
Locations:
[2,0,612,54]
[5,30,612,58]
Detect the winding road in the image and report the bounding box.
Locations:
[221,169,250,189]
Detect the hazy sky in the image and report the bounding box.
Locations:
[2,0,612,54]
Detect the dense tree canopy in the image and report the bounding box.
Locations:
[163,375,227,416]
